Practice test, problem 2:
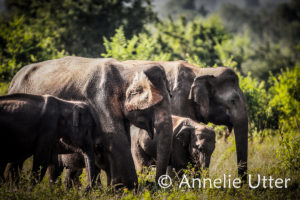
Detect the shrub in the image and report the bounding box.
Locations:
[102,27,171,61]
[238,73,270,135]
[0,16,64,82]
[268,66,300,131]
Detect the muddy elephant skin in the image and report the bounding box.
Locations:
[9,56,173,189]
[123,60,248,180]
[0,93,100,186]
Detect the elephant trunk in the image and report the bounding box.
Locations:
[198,153,209,169]
[154,104,173,182]
[83,150,95,187]
[232,92,248,180]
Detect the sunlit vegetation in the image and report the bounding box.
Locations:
[0,0,299,199]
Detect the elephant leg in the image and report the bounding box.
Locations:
[131,146,151,173]
[32,154,49,184]
[5,161,24,183]
[48,150,63,185]
[64,169,82,189]
[0,162,6,182]
[166,165,175,179]
[48,164,63,185]
[64,169,73,189]
[73,169,82,188]
[106,170,111,187]
[94,167,102,186]
[132,152,143,173]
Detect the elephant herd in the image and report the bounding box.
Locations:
[0,56,248,189]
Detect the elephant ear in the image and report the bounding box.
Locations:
[125,72,163,111]
[174,122,194,148]
[72,105,80,127]
[188,75,215,119]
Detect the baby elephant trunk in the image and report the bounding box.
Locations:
[198,152,210,169]
[83,151,95,187]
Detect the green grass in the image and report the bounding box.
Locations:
[0,131,299,200]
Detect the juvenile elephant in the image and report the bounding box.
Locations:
[131,116,216,176]
[123,60,248,180]
[9,56,173,189]
[0,93,100,186]
[48,151,106,189]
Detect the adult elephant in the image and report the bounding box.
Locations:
[123,60,248,180]
[8,56,173,189]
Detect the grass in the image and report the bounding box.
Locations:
[0,129,299,200]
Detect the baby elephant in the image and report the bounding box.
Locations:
[131,115,216,176]
[0,93,100,186]
[49,151,106,189]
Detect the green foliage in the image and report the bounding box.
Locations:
[102,20,299,141]
[102,27,171,61]
[220,1,300,81]
[155,15,231,67]
[268,66,300,130]
[239,66,300,135]
[1,132,299,199]
[241,42,295,81]
[103,16,233,67]
[4,0,156,57]
[0,82,9,95]
[0,16,64,82]
[276,130,300,171]
[238,73,270,133]
[0,1,299,198]
[215,30,251,70]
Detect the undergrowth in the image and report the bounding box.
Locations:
[1,130,299,200]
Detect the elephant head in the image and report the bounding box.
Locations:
[188,68,248,179]
[123,65,173,182]
[173,119,216,170]
[58,101,101,187]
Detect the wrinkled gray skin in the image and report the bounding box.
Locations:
[131,115,216,176]
[48,152,104,189]
[9,56,173,189]
[123,60,248,180]
[0,94,99,186]
[48,145,107,189]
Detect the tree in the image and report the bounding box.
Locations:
[4,0,157,57]
[0,16,64,82]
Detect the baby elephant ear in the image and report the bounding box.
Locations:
[174,123,194,147]
[73,106,80,127]
[125,72,163,111]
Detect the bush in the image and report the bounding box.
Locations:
[276,130,300,171]
[102,16,233,67]
[238,73,271,134]
[0,82,9,95]
[268,66,300,131]
[0,16,64,82]
[102,27,171,61]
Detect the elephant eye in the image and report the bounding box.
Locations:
[231,99,235,105]
[136,86,143,93]
[198,146,204,152]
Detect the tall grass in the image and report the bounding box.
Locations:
[1,130,299,200]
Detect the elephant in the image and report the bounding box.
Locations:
[8,56,173,189]
[0,93,100,186]
[48,151,106,189]
[123,60,248,180]
[131,115,216,177]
